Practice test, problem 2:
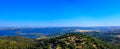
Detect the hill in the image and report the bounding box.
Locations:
[34,33,118,49]
[0,36,36,49]
[0,33,119,49]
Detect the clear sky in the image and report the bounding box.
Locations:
[0,0,120,27]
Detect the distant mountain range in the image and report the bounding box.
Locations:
[0,26,120,38]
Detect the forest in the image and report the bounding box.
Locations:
[0,33,119,49]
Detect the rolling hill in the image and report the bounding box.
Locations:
[0,33,119,49]
[34,33,119,49]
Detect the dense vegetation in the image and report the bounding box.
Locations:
[82,32,120,47]
[0,36,36,49]
[0,33,119,49]
[34,33,118,49]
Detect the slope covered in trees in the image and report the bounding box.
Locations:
[34,33,119,49]
[0,36,36,49]
[0,33,119,49]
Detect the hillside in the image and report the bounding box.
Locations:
[0,36,36,49]
[34,33,118,49]
[0,33,119,49]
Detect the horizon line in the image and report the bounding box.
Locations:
[0,26,120,28]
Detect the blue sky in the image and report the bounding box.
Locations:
[0,0,120,27]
